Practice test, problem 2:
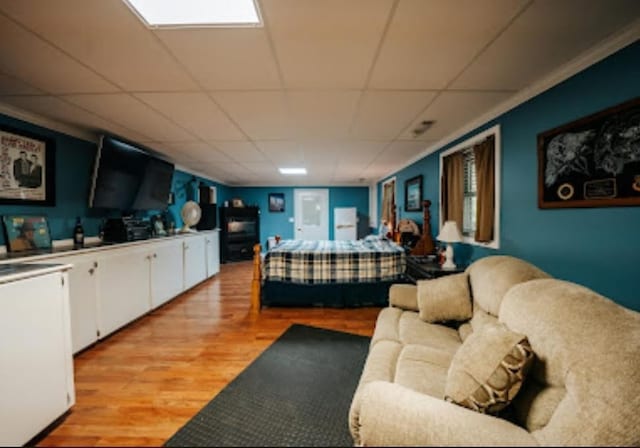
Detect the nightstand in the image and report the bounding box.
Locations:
[405,255,466,284]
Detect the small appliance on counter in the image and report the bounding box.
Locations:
[102,217,152,243]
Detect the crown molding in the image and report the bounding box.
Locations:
[378,17,640,183]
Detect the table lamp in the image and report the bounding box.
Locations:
[437,221,462,269]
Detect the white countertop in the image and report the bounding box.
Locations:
[0,229,220,265]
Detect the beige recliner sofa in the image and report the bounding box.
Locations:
[349,255,640,446]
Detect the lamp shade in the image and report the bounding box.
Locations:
[437,220,462,243]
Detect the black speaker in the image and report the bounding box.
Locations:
[196,203,217,230]
[199,185,216,204]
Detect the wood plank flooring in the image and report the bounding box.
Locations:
[39,261,381,447]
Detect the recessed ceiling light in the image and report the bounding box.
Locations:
[123,0,261,28]
[279,168,307,175]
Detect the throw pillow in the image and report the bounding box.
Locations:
[417,273,472,323]
[444,323,534,415]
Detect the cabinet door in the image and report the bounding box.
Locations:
[97,247,151,338]
[48,254,99,354]
[0,272,72,446]
[183,235,207,290]
[205,231,220,277]
[150,240,184,308]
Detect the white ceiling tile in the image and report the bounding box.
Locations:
[288,91,361,138]
[350,91,437,139]
[63,93,195,142]
[212,141,266,162]
[0,0,197,91]
[399,91,513,141]
[134,92,245,141]
[452,0,640,90]
[164,142,233,163]
[263,0,393,88]
[156,28,282,90]
[370,0,529,89]
[0,73,43,95]
[0,13,117,94]
[212,91,291,140]
[254,140,304,164]
[336,141,389,163]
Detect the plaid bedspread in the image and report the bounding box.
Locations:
[263,239,406,284]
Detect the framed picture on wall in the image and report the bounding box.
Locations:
[269,193,285,212]
[538,96,640,208]
[0,125,56,206]
[404,175,423,212]
[2,215,52,253]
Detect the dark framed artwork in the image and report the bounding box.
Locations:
[0,125,56,206]
[268,193,285,212]
[2,215,52,253]
[404,175,423,212]
[538,96,640,208]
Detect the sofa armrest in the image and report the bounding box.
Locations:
[389,284,418,311]
[358,381,538,447]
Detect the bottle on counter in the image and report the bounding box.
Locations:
[73,216,85,249]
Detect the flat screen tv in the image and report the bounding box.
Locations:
[89,135,174,211]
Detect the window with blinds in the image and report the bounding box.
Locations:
[462,148,476,237]
[439,124,500,249]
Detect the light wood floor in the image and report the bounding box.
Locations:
[39,261,381,447]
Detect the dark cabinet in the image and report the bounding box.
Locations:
[219,206,260,262]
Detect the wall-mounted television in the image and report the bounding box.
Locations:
[89,135,174,212]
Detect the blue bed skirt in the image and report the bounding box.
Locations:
[261,280,403,308]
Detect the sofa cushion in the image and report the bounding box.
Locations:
[417,273,472,323]
[444,323,534,415]
[398,311,462,352]
[394,344,456,399]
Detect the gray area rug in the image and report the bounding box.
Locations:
[164,324,370,447]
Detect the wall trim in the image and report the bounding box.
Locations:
[379,17,640,183]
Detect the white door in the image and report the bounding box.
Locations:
[334,207,357,240]
[205,231,220,277]
[294,189,329,240]
[47,253,99,354]
[97,246,151,338]
[183,235,207,290]
[150,240,184,309]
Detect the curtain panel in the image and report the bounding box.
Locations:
[474,135,495,242]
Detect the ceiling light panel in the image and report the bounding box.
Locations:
[123,0,261,28]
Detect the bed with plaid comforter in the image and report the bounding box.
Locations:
[263,238,406,285]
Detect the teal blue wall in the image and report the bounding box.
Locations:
[379,41,640,311]
[230,186,369,247]
[0,113,226,244]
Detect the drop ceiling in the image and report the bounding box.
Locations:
[0,0,638,186]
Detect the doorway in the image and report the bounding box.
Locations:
[294,189,329,240]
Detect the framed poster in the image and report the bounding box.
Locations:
[538,97,640,208]
[0,125,55,206]
[404,175,423,212]
[268,193,285,212]
[2,215,52,253]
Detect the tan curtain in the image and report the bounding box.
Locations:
[474,135,495,242]
[441,152,464,232]
[381,180,395,227]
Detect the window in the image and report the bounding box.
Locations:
[462,148,476,237]
[439,125,500,249]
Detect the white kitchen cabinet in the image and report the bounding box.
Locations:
[97,246,151,338]
[183,235,207,290]
[46,253,99,354]
[0,268,75,446]
[150,239,184,309]
[205,230,220,278]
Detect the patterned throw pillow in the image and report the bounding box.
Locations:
[444,323,534,415]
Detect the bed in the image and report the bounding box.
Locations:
[251,237,407,309]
